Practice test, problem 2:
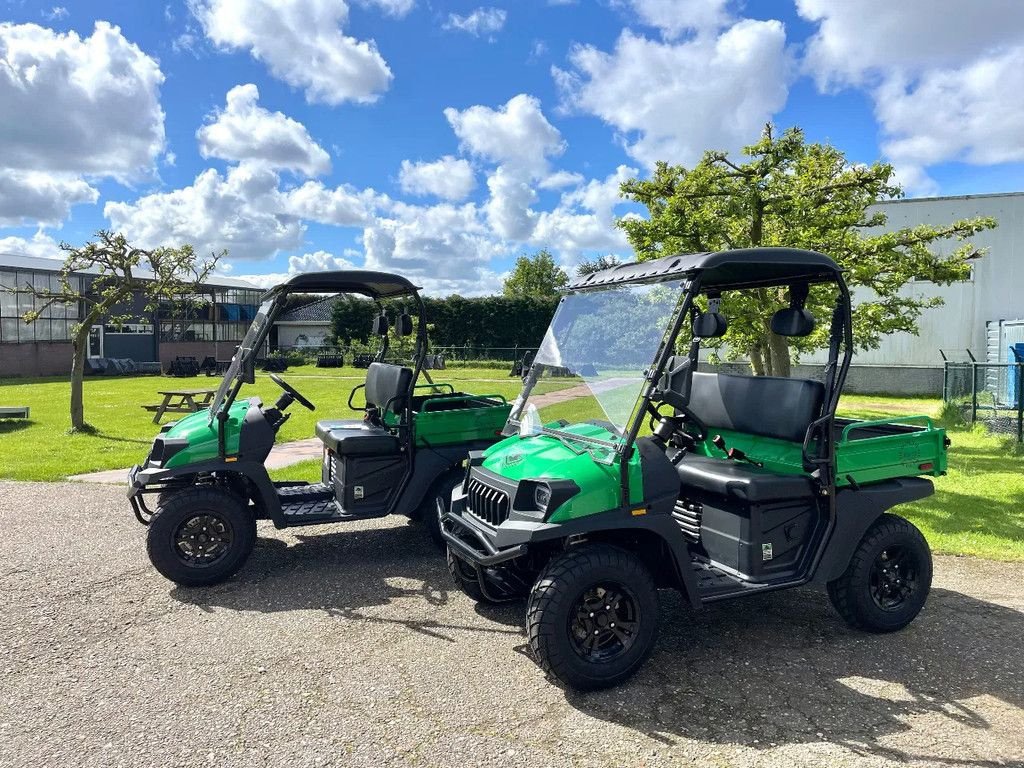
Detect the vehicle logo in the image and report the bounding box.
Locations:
[504,452,524,467]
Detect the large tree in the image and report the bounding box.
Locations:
[8,231,219,432]
[502,249,569,299]
[575,255,623,278]
[619,125,997,376]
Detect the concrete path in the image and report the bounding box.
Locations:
[68,437,323,485]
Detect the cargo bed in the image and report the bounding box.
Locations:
[385,385,512,447]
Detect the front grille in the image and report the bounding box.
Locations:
[466,477,510,526]
[672,498,703,543]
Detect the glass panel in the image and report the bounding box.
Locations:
[35,319,51,341]
[518,281,686,438]
[210,296,277,418]
[1,318,19,342]
[0,272,17,316]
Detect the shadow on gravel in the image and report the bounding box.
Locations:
[567,586,1024,765]
[168,521,522,642]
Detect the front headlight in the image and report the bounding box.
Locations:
[534,483,552,512]
[516,479,580,519]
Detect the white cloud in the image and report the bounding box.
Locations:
[622,0,731,38]
[288,250,359,272]
[797,0,1024,193]
[399,155,476,201]
[286,180,385,226]
[538,170,585,190]
[0,21,165,224]
[191,0,392,105]
[443,7,507,36]
[445,94,564,176]
[44,6,68,21]
[355,0,415,18]
[197,83,331,176]
[0,231,62,260]
[0,170,97,227]
[104,163,305,260]
[555,21,790,169]
[531,164,636,255]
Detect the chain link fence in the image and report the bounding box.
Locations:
[943,360,1024,440]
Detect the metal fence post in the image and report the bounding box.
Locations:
[971,362,978,425]
[1017,362,1023,443]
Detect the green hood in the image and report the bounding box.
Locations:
[481,422,643,522]
[158,399,247,468]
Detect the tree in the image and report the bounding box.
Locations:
[502,250,568,299]
[575,255,623,278]
[619,125,997,376]
[7,231,219,432]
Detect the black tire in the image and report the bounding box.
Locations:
[827,513,932,633]
[527,543,659,691]
[446,547,498,604]
[146,487,256,587]
[419,469,464,548]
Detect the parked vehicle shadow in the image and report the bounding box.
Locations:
[566,585,1024,764]
[168,520,523,642]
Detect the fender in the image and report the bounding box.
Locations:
[394,439,494,516]
[811,477,934,585]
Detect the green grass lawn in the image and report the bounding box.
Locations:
[1,369,1021,561]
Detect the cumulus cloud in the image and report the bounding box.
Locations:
[0,21,165,225]
[398,155,476,201]
[286,180,385,226]
[797,0,1024,192]
[443,7,507,36]
[531,164,637,255]
[622,0,731,38]
[355,0,415,18]
[0,230,62,260]
[191,0,392,105]
[197,84,332,176]
[555,20,790,168]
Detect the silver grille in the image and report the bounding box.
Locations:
[466,477,510,526]
[672,498,702,543]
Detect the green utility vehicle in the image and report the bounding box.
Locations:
[128,271,511,586]
[442,248,949,690]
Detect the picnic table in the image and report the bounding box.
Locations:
[142,389,216,424]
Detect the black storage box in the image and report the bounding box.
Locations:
[331,453,405,517]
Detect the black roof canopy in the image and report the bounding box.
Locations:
[568,248,842,292]
[265,270,422,300]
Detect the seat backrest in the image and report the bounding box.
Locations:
[365,362,413,414]
[689,371,825,443]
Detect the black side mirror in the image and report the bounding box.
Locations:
[371,312,389,336]
[395,313,413,336]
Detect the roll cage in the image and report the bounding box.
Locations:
[517,247,854,507]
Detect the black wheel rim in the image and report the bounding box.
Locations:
[567,582,641,663]
[869,546,919,611]
[173,513,233,567]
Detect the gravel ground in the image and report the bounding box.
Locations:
[1,480,1022,768]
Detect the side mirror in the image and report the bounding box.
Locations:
[395,313,413,336]
[371,313,389,336]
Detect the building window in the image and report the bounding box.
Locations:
[0,268,81,342]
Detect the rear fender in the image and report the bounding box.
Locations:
[812,477,934,585]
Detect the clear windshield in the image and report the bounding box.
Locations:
[208,296,277,420]
[513,281,686,441]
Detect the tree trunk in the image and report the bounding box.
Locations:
[750,342,767,376]
[768,333,791,378]
[69,325,90,431]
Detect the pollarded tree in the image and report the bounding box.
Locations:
[7,231,219,432]
[618,125,997,376]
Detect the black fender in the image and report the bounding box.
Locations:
[394,441,491,517]
[129,459,281,521]
[811,477,934,585]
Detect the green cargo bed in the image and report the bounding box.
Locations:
[696,415,948,488]
[400,388,511,447]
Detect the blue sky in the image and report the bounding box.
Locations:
[1,0,1022,292]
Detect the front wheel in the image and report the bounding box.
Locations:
[446,548,499,604]
[827,514,932,632]
[146,487,256,587]
[527,544,659,691]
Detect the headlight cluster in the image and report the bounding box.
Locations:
[516,478,580,519]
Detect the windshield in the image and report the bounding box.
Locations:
[208,296,277,421]
[512,280,686,442]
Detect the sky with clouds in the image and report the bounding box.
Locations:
[1,0,1022,292]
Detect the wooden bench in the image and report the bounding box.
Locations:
[142,389,216,424]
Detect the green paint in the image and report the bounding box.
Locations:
[481,422,643,522]
[161,399,246,467]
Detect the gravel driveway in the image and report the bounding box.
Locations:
[1,480,1022,768]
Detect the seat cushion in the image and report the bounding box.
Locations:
[314,419,365,444]
[365,362,413,414]
[318,422,400,456]
[677,454,812,503]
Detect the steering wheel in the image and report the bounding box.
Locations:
[270,373,316,411]
[645,399,706,449]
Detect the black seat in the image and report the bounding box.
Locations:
[676,455,812,502]
[364,362,413,414]
[671,368,825,502]
[319,423,399,455]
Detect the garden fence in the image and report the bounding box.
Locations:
[943,361,1024,441]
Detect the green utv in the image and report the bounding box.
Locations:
[128,271,511,586]
[441,248,949,691]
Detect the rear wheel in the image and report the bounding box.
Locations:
[527,544,659,691]
[418,469,464,548]
[146,487,256,587]
[828,514,932,632]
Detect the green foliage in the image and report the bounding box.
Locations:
[619,125,997,375]
[575,255,623,277]
[502,249,569,298]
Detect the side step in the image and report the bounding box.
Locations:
[692,559,779,602]
[275,483,388,527]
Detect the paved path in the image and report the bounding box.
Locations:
[68,438,324,485]
[1,480,1022,768]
